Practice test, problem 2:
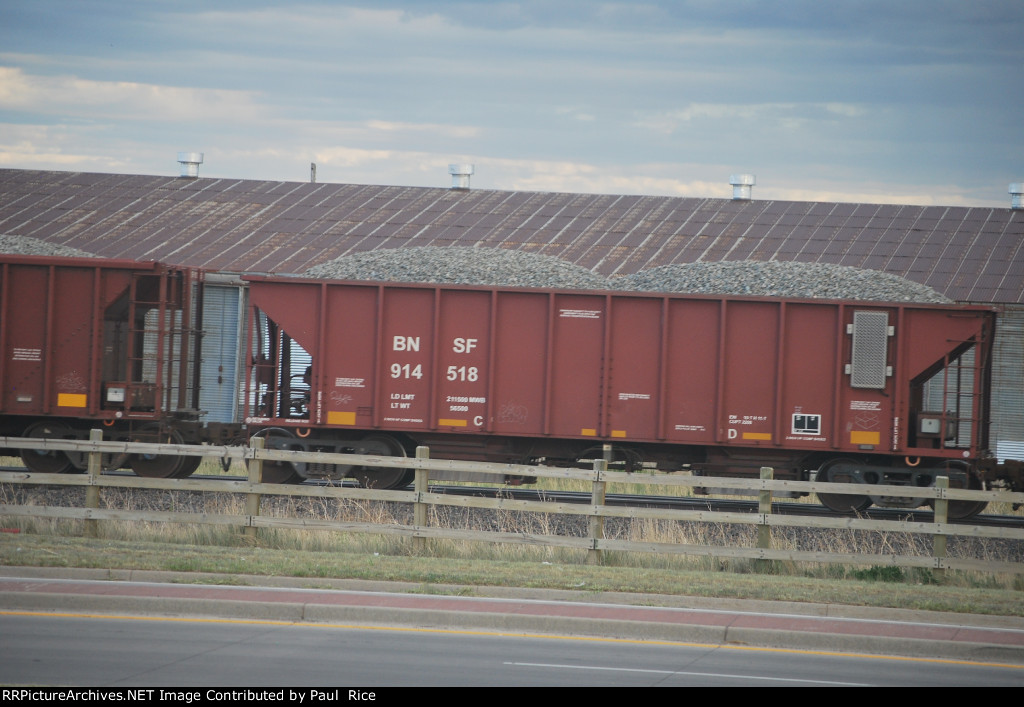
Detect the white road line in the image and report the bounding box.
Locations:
[504,662,869,686]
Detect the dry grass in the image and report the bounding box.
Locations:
[3,476,1023,589]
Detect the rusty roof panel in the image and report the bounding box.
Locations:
[861,254,891,270]
[1,169,1022,302]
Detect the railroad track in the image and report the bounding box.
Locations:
[425,484,1024,529]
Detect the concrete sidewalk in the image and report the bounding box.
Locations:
[2,566,1023,665]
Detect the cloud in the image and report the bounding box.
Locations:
[0,123,135,170]
[365,120,480,139]
[0,66,264,123]
[632,101,870,136]
[824,103,866,118]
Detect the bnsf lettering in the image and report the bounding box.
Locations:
[453,337,478,353]
[393,336,420,352]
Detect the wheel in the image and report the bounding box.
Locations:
[816,457,873,514]
[248,428,304,484]
[20,421,76,474]
[929,461,988,521]
[351,434,414,489]
[173,454,203,479]
[129,425,192,478]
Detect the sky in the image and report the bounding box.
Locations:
[1,0,1022,207]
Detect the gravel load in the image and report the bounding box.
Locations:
[0,234,97,258]
[0,233,952,304]
[612,260,951,303]
[307,246,949,304]
[305,246,609,289]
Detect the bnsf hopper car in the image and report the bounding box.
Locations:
[1,253,1020,519]
[244,274,1007,518]
[0,255,215,478]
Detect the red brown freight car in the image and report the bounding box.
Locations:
[244,275,998,517]
[0,254,211,477]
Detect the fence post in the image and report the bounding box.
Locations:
[245,436,265,540]
[932,475,949,583]
[84,429,103,538]
[413,446,430,553]
[756,466,773,571]
[587,454,608,566]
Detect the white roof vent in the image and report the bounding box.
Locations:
[1010,183,1023,210]
[177,152,204,178]
[448,164,474,190]
[729,174,756,200]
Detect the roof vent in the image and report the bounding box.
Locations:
[177,152,204,178]
[1010,183,1023,210]
[729,174,756,200]
[448,164,474,190]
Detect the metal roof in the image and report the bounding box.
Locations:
[1,168,1022,303]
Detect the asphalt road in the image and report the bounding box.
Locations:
[4,611,1023,687]
[2,566,1024,687]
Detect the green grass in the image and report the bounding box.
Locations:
[2,532,1023,617]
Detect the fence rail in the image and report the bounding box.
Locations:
[2,433,1024,576]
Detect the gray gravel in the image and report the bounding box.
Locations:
[305,246,609,289]
[0,235,97,258]
[611,260,951,303]
[0,236,950,304]
[306,246,950,303]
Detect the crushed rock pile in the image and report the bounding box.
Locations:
[305,246,609,289]
[0,235,97,258]
[611,260,951,303]
[306,246,949,303]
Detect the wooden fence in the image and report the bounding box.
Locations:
[2,432,1024,576]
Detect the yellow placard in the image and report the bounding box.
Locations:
[611,430,627,438]
[327,411,356,425]
[850,430,880,446]
[581,428,597,436]
[438,418,468,427]
[57,393,87,408]
[742,432,772,441]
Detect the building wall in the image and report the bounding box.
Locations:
[991,305,1024,461]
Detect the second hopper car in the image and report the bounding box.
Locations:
[244,273,1002,518]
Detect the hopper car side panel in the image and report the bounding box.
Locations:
[377,286,435,431]
[0,254,218,481]
[490,291,548,435]
[548,293,605,439]
[0,257,164,422]
[662,297,720,445]
[777,302,841,449]
[0,254,204,472]
[607,296,662,441]
[720,300,780,446]
[433,288,490,432]
[322,283,378,428]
